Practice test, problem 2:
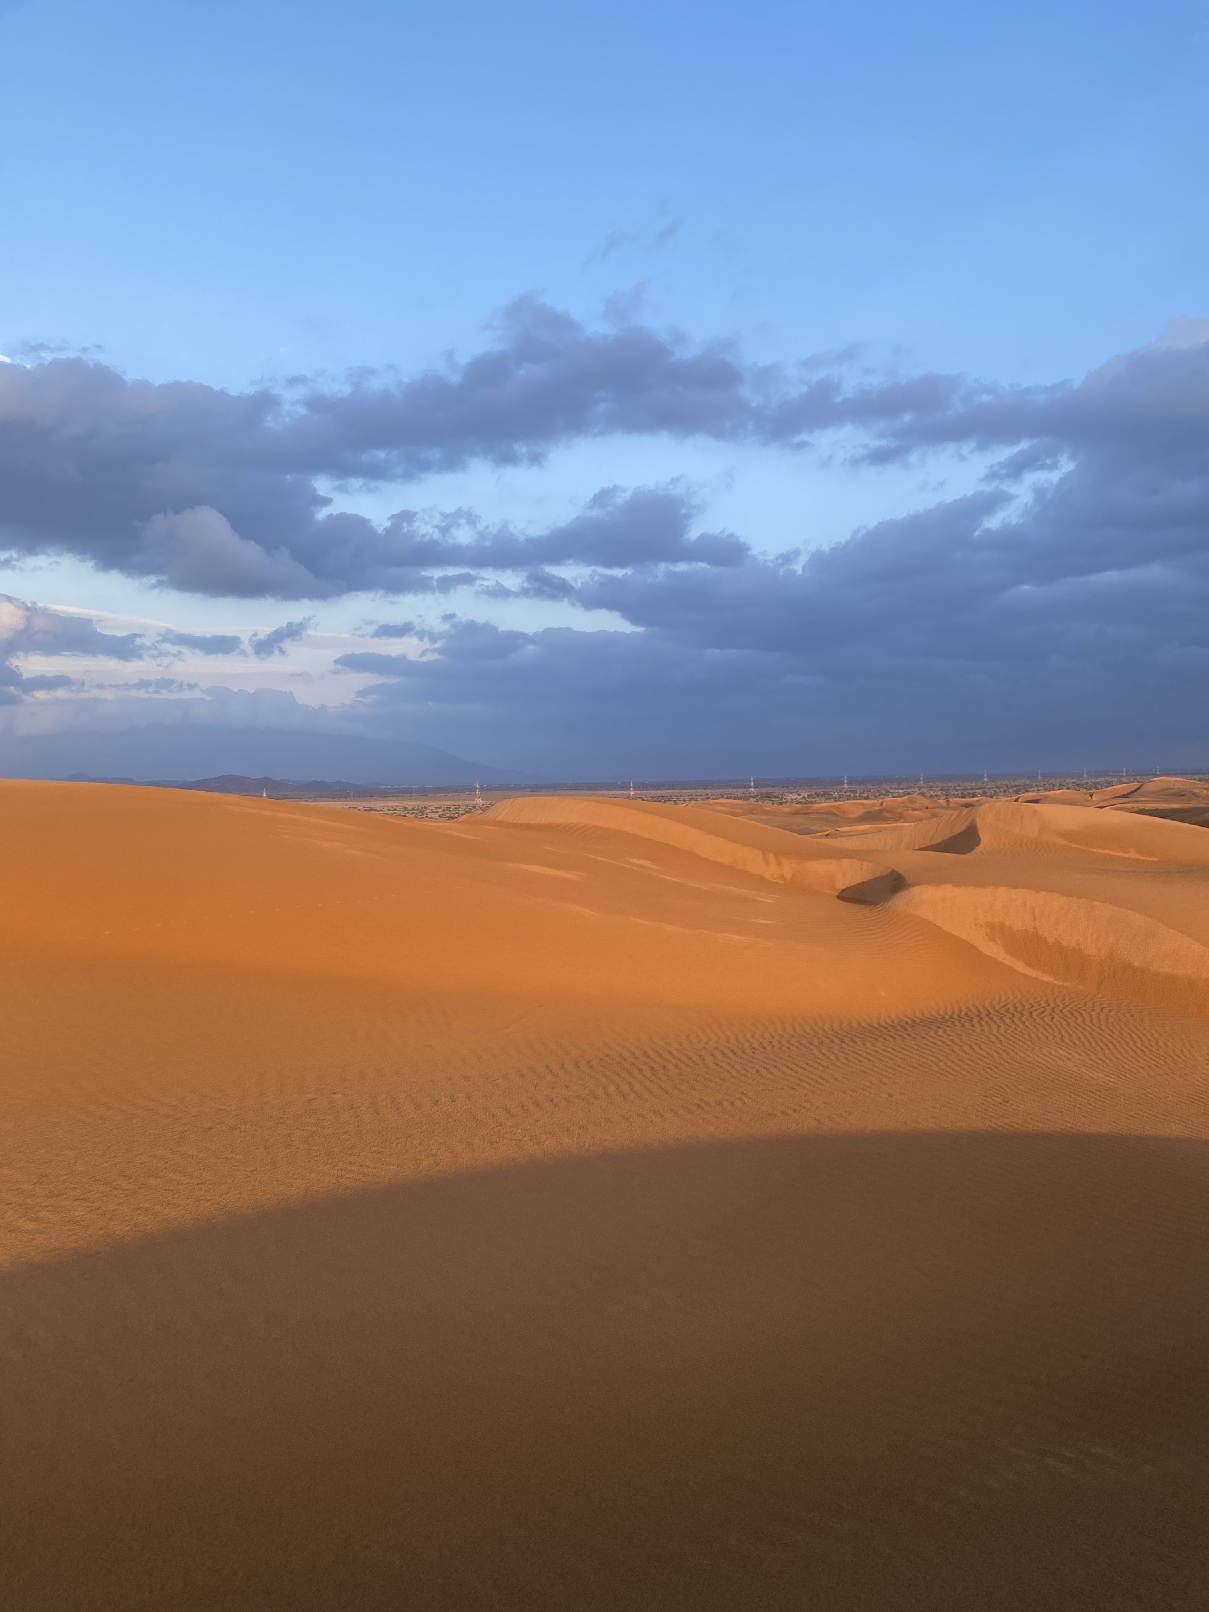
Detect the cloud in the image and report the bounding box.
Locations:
[0,296,981,597]
[518,485,745,569]
[326,320,1209,775]
[19,672,82,691]
[0,594,147,703]
[370,621,419,638]
[249,617,314,658]
[0,679,339,740]
[1151,317,1209,352]
[140,507,319,598]
[332,520,1209,777]
[159,628,244,655]
[131,478,743,602]
[120,677,199,694]
[4,315,1209,774]
[356,484,747,589]
[0,595,146,660]
[586,218,682,266]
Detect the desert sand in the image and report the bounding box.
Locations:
[3,778,1209,1609]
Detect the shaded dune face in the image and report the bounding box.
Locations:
[894,884,1209,1010]
[6,1135,1209,1612]
[4,782,1209,1610]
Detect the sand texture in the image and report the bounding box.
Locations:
[3,780,1209,1609]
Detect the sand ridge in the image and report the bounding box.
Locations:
[492,792,1209,1009]
[699,773,1209,836]
[3,779,1209,1609]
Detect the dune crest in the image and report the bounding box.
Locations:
[697,774,1209,840]
[893,883,1209,1008]
[971,797,1209,861]
[807,805,980,853]
[485,793,899,897]
[785,797,1209,862]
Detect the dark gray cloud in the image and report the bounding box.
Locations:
[367,620,446,643]
[334,534,1209,778]
[359,484,746,590]
[5,315,1209,774]
[860,317,1209,470]
[159,628,244,655]
[249,617,314,658]
[0,297,977,598]
[6,299,1203,613]
[328,319,1209,774]
[17,672,81,692]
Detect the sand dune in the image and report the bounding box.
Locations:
[705,774,1209,838]
[486,792,903,896]
[3,780,1209,1609]
[494,792,1209,1008]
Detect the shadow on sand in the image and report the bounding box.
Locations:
[4,1130,1209,1611]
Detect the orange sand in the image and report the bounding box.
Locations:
[3,780,1209,1608]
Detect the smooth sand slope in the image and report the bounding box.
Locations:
[3,780,1209,1609]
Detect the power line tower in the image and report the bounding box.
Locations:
[474,780,482,808]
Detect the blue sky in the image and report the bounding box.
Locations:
[2,0,1208,780]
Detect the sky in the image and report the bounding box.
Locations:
[2,0,1208,781]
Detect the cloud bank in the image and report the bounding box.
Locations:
[2,311,1207,775]
[0,594,316,706]
[0,296,985,598]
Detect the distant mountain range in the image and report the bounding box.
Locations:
[0,726,528,787]
[58,773,494,798]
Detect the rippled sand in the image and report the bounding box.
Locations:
[3,780,1208,1609]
